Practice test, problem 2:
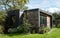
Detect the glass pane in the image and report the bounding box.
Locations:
[40,15,47,27]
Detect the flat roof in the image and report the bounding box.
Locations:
[24,8,52,16]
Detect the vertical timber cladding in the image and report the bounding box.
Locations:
[24,9,39,31]
[47,16,51,28]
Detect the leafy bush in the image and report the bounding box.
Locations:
[0,11,7,25]
[57,24,60,28]
[17,24,31,33]
[39,24,45,34]
[0,11,7,33]
[44,27,51,33]
[8,28,17,34]
[8,23,31,34]
[39,24,51,34]
[0,25,4,33]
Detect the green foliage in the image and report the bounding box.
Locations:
[17,11,31,33]
[8,21,31,34]
[52,13,60,27]
[0,25,3,33]
[57,24,60,28]
[17,24,31,33]
[8,28,17,33]
[0,11,7,33]
[0,11,7,25]
[17,13,31,33]
[44,27,51,33]
[39,24,45,34]
[17,12,31,33]
[40,24,51,34]
[0,0,29,11]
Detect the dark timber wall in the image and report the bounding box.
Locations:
[24,8,52,33]
[24,9,39,33]
[6,9,23,28]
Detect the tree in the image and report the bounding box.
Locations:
[0,11,7,33]
[0,0,29,33]
[52,13,60,27]
[0,0,29,11]
[0,11,6,24]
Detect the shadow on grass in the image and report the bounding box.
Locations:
[3,33,30,37]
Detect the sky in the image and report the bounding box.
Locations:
[26,0,60,13]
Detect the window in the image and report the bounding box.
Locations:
[40,15,47,27]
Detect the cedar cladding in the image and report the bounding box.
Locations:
[24,10,38,28]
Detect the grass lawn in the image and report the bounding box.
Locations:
[0,28,60,38]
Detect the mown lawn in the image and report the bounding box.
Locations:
[0,28,60,38]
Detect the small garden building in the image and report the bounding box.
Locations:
[23,8,52,33]
[5,8,52,33]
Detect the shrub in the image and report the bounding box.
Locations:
[39,24,51,34]
[8,28,17,34]
[8,15,31,34]
[0,25,4,33]
[0,11,7,25]
[0,11,7,33]
[57,24,60,28]
[44,27,51,33]
[17,24,31,33]
[39,24,45,34]
[8,23,31,34]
